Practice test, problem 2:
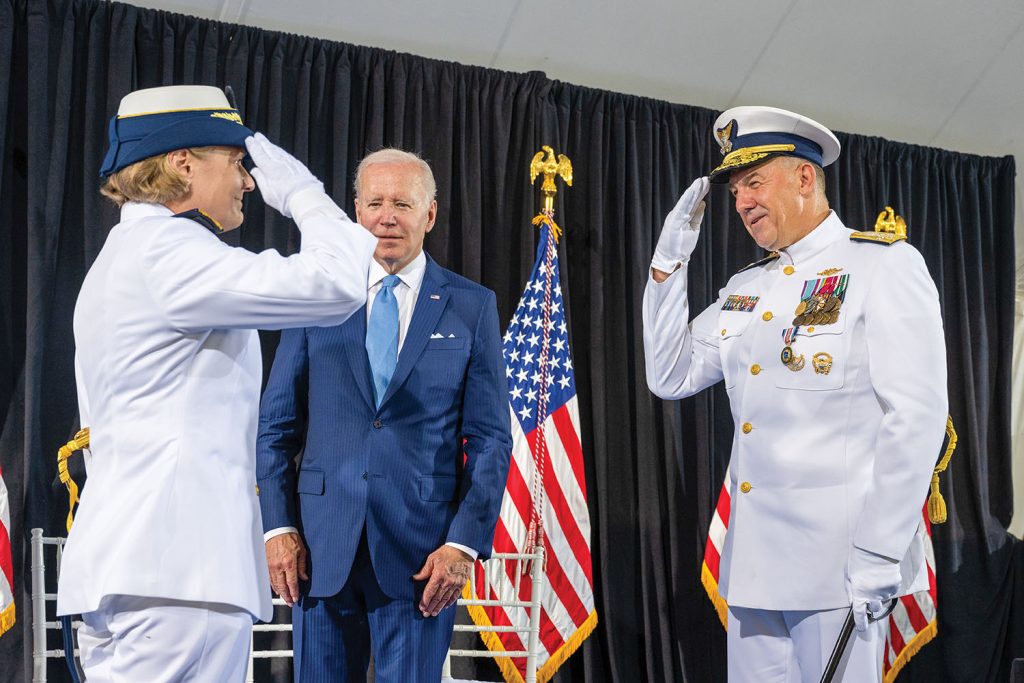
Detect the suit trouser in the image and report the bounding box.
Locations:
[727,606,886,683]
[76,594,252,682]
[292,531,457,683]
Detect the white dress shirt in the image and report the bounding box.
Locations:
[366,251,426,353]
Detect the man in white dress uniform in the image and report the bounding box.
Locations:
[642,106,948,682]
[56,85,377,682]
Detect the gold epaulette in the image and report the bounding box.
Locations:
[737,251,780,273]
[850,231,906,245]
[57,427,89,533]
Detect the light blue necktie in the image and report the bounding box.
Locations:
[366,274,401,407]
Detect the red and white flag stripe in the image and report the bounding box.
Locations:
[465,219,596,683]
[1,467,15,637]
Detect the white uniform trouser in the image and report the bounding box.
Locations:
[76,595,253,682]
[727,606,886,683]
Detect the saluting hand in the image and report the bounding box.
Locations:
[412,545,473,617]
[244,132,324,219]
[651,176,710,280]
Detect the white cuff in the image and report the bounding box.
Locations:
[445,542,478,561]
[264,526,299,543]
[290,185,346,225]
[649,262,684,283]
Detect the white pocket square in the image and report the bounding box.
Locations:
[430,333,444,339]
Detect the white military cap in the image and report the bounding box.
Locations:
[99,85,254,177]
[709,105,840,183]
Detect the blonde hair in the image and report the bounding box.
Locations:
[354,148,436,203]
[99,147,216,207]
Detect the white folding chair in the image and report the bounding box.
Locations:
[246,597,294,682]
[32,527,296,683]
[443,547,546,683]
[29,528,80,682]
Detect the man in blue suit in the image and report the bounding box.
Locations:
[256,148,512,682]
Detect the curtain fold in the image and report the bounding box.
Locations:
[0,1,1019,680]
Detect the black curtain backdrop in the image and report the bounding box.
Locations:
[1,1,1020,681]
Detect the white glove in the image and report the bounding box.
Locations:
[650,176,710,274]
[244,132,324,218]
[847,546,901,632]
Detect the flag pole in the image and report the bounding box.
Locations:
[523,146,573,560]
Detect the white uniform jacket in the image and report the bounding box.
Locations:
[58,201,377,621]
[643,212,948,610]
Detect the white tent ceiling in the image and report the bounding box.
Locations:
[125,0,1024,535]
[130,0,1023,259]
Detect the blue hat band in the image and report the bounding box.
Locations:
[733,132,824,165]
[710,132,825,181]
[100,109,254,177]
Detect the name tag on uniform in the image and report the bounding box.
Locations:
[721,294,760,312]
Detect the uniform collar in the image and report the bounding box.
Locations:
[120,201,174,220]
[368,250,426,291]
[777,211,847,266]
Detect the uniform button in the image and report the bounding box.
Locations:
[362,471,368,480]
[783,265,795,275]
[721,329,727,336]
[373,419,383,429]
[741,422,753,434]
[740,482,752,493]
[807,326,815,333]
[762,311,773,321]
[750,364,761,375]
[255,485,260,496]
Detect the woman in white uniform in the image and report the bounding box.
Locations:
[56,85,377,682]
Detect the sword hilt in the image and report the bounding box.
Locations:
[820,599,897,683]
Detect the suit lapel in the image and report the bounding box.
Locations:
[340,304,376,410]
[379,257,449,409]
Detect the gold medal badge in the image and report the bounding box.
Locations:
[780,328,804,371]
[812,352,833,375]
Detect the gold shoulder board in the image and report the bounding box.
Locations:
[737,251,780,273]
[850,231,906,245]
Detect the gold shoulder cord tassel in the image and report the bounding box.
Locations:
[57,427,89,533]
[928,416,956,524]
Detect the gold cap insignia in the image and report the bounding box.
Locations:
[716,120,735,155]
[211,110,243,125]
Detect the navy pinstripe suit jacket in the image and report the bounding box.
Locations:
[256,255,512,600]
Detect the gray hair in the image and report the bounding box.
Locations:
[777,155,827,197]
[354,148,436,203]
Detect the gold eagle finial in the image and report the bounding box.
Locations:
[530,146,573,200]
[529,146,573,241]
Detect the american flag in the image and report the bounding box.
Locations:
[1,467,15,637]
[464,217,597,682]
[701,469,938,682]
